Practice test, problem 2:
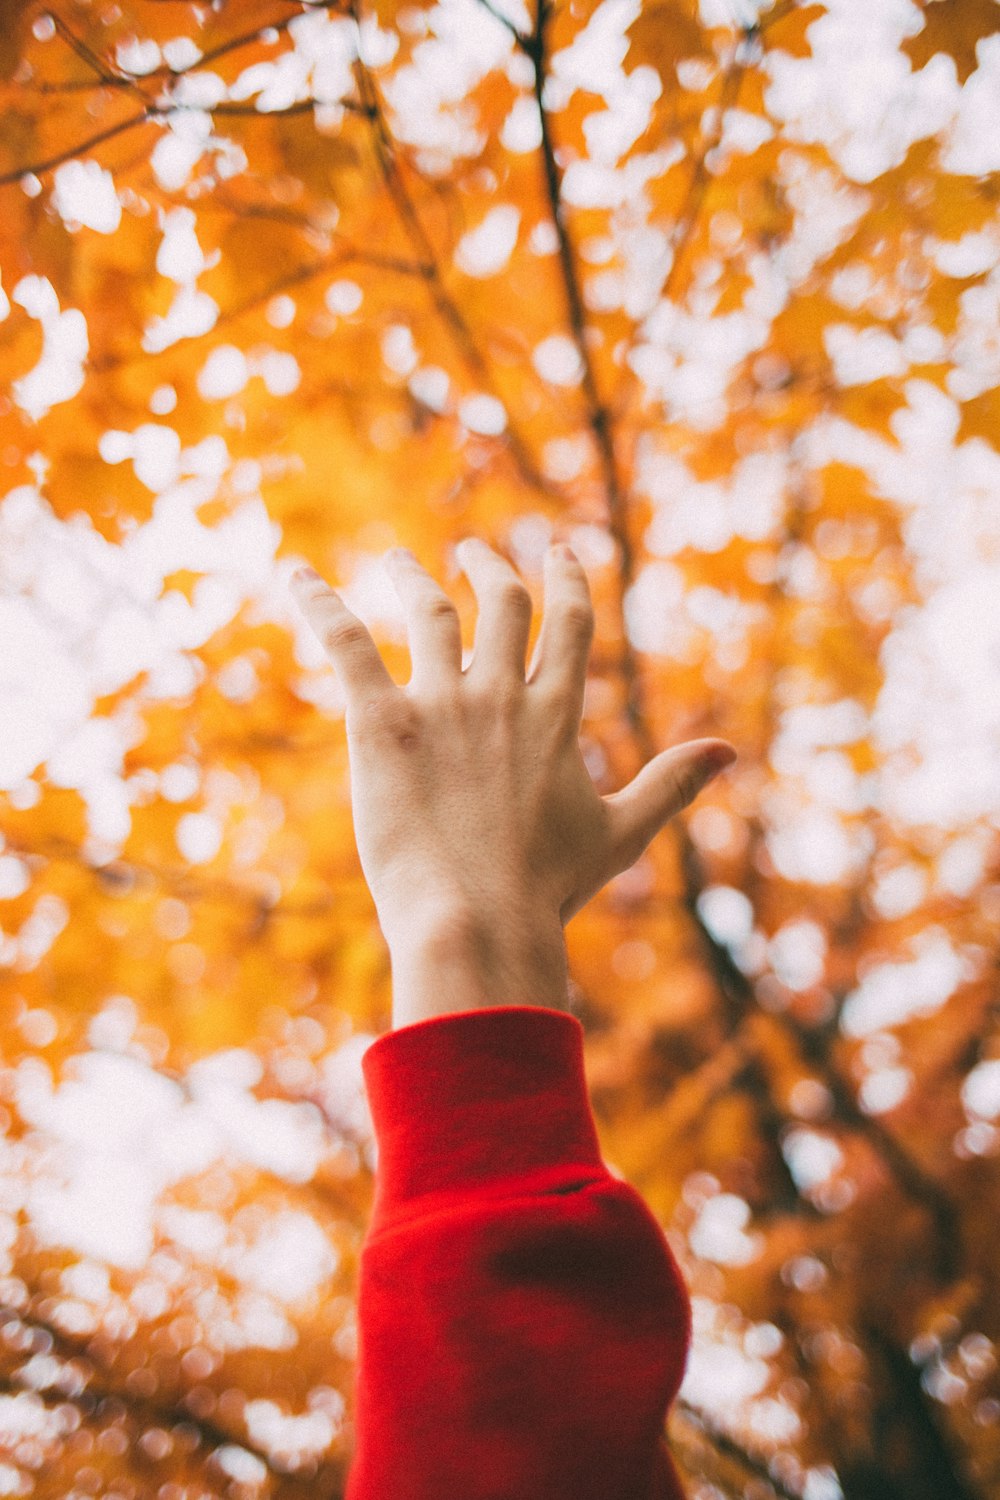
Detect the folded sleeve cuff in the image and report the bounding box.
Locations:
[362,1006,608,1230]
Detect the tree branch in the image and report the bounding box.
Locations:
[347,0,563,504]
[0,831,349,919]
[675,1397,806,1500]
[0,106,159,186]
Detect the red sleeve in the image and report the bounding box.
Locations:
[346,1004,691,1500]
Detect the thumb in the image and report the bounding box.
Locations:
[605,739,737,870]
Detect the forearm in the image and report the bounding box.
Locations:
[386,900,570,1030]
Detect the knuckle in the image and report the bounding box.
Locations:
[325,618,369,651]
[498,579,532,612]
[358,695,420,742]
[561,601,594,638]
[426,595,459,624]
[537,678,574,714]
[483,677,521,716]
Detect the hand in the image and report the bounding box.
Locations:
[290,539,736,950]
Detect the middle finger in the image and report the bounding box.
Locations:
[455,538,533,684]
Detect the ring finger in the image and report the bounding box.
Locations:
[455,538,533,684]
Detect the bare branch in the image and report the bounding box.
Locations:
[348,0,563,504]
[0,106,159,186]
[675,1399,806,1500]
[0,1312,330,1492]
[0,831,350,919]
[51,13,125,85]
[474,0,532,50]
[524,0,654,741]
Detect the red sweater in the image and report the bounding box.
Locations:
[346,1005,691,1500]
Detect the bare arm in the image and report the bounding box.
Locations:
[290,538,735,1030]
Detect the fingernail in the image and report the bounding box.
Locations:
[292,566,321,585]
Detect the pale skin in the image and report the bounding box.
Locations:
[290,538,737,1030]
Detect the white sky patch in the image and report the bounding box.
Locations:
[163,36,202,71]
[766,801,869,885]
[156,206,212,282]
[628,249,787,427]
[940,33,1000,175]
[0,473,284,845]
[782,1128,844,1193]
[143,283,219,353]
[962,1060,1000,1121]
[458,393,507,433]
[549,0,640,107]
[696,884,755,947]
[700,0,772,24]
[198,345,250,400]
[455,205,520,277]
[641,444,788,553]
[532,333,583,385]
[840,928,968,1037]
[689,1193,763,1266]
[292,8,368,103]
[259,350,301,396]
[624,559,691,656]
[100,423,182,493]
[824,323,909,386]
[382,324,417,376]
[325,278,363,315]
[382,0,511,155]
[51,159,121,234]
[171,69,227,110]
[950,267,1000,401]
[501,94,543,152]
[926,229,999,280]
[681,1297,774,1425]
[718,106,775,158]
[774,154,872,287]
[151,110,213,192]
[803,382,1000,827]
[859,1065,913,1114]
[213,1446,268,1486]
[244,1393,344,1460]
[12,1039,334,1273]
[144,209,219,353]
[762,0,959,184]
[230,50,311,111]
[227,1212,336,1300]
[769,920,827,991]
[116,37,161,75]
[319,1034,377,1156]
[408,364,450,411]
[582,63,660,166]
[10,277,88,421]
[176,809,224,863]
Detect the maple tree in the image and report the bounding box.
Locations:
[1,0,999,1497]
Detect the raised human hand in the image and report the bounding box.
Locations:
[290,538,736,952]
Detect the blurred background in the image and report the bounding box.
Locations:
[1,1,999,1496]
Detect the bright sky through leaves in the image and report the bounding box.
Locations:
[1,0,1000,1496]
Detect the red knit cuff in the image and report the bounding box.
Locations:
[362,1006,608,1231]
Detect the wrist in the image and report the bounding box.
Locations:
[385,900,569,1030]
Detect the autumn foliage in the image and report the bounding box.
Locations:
[1,0,999,1496]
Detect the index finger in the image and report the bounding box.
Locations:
[291,567,397,703]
